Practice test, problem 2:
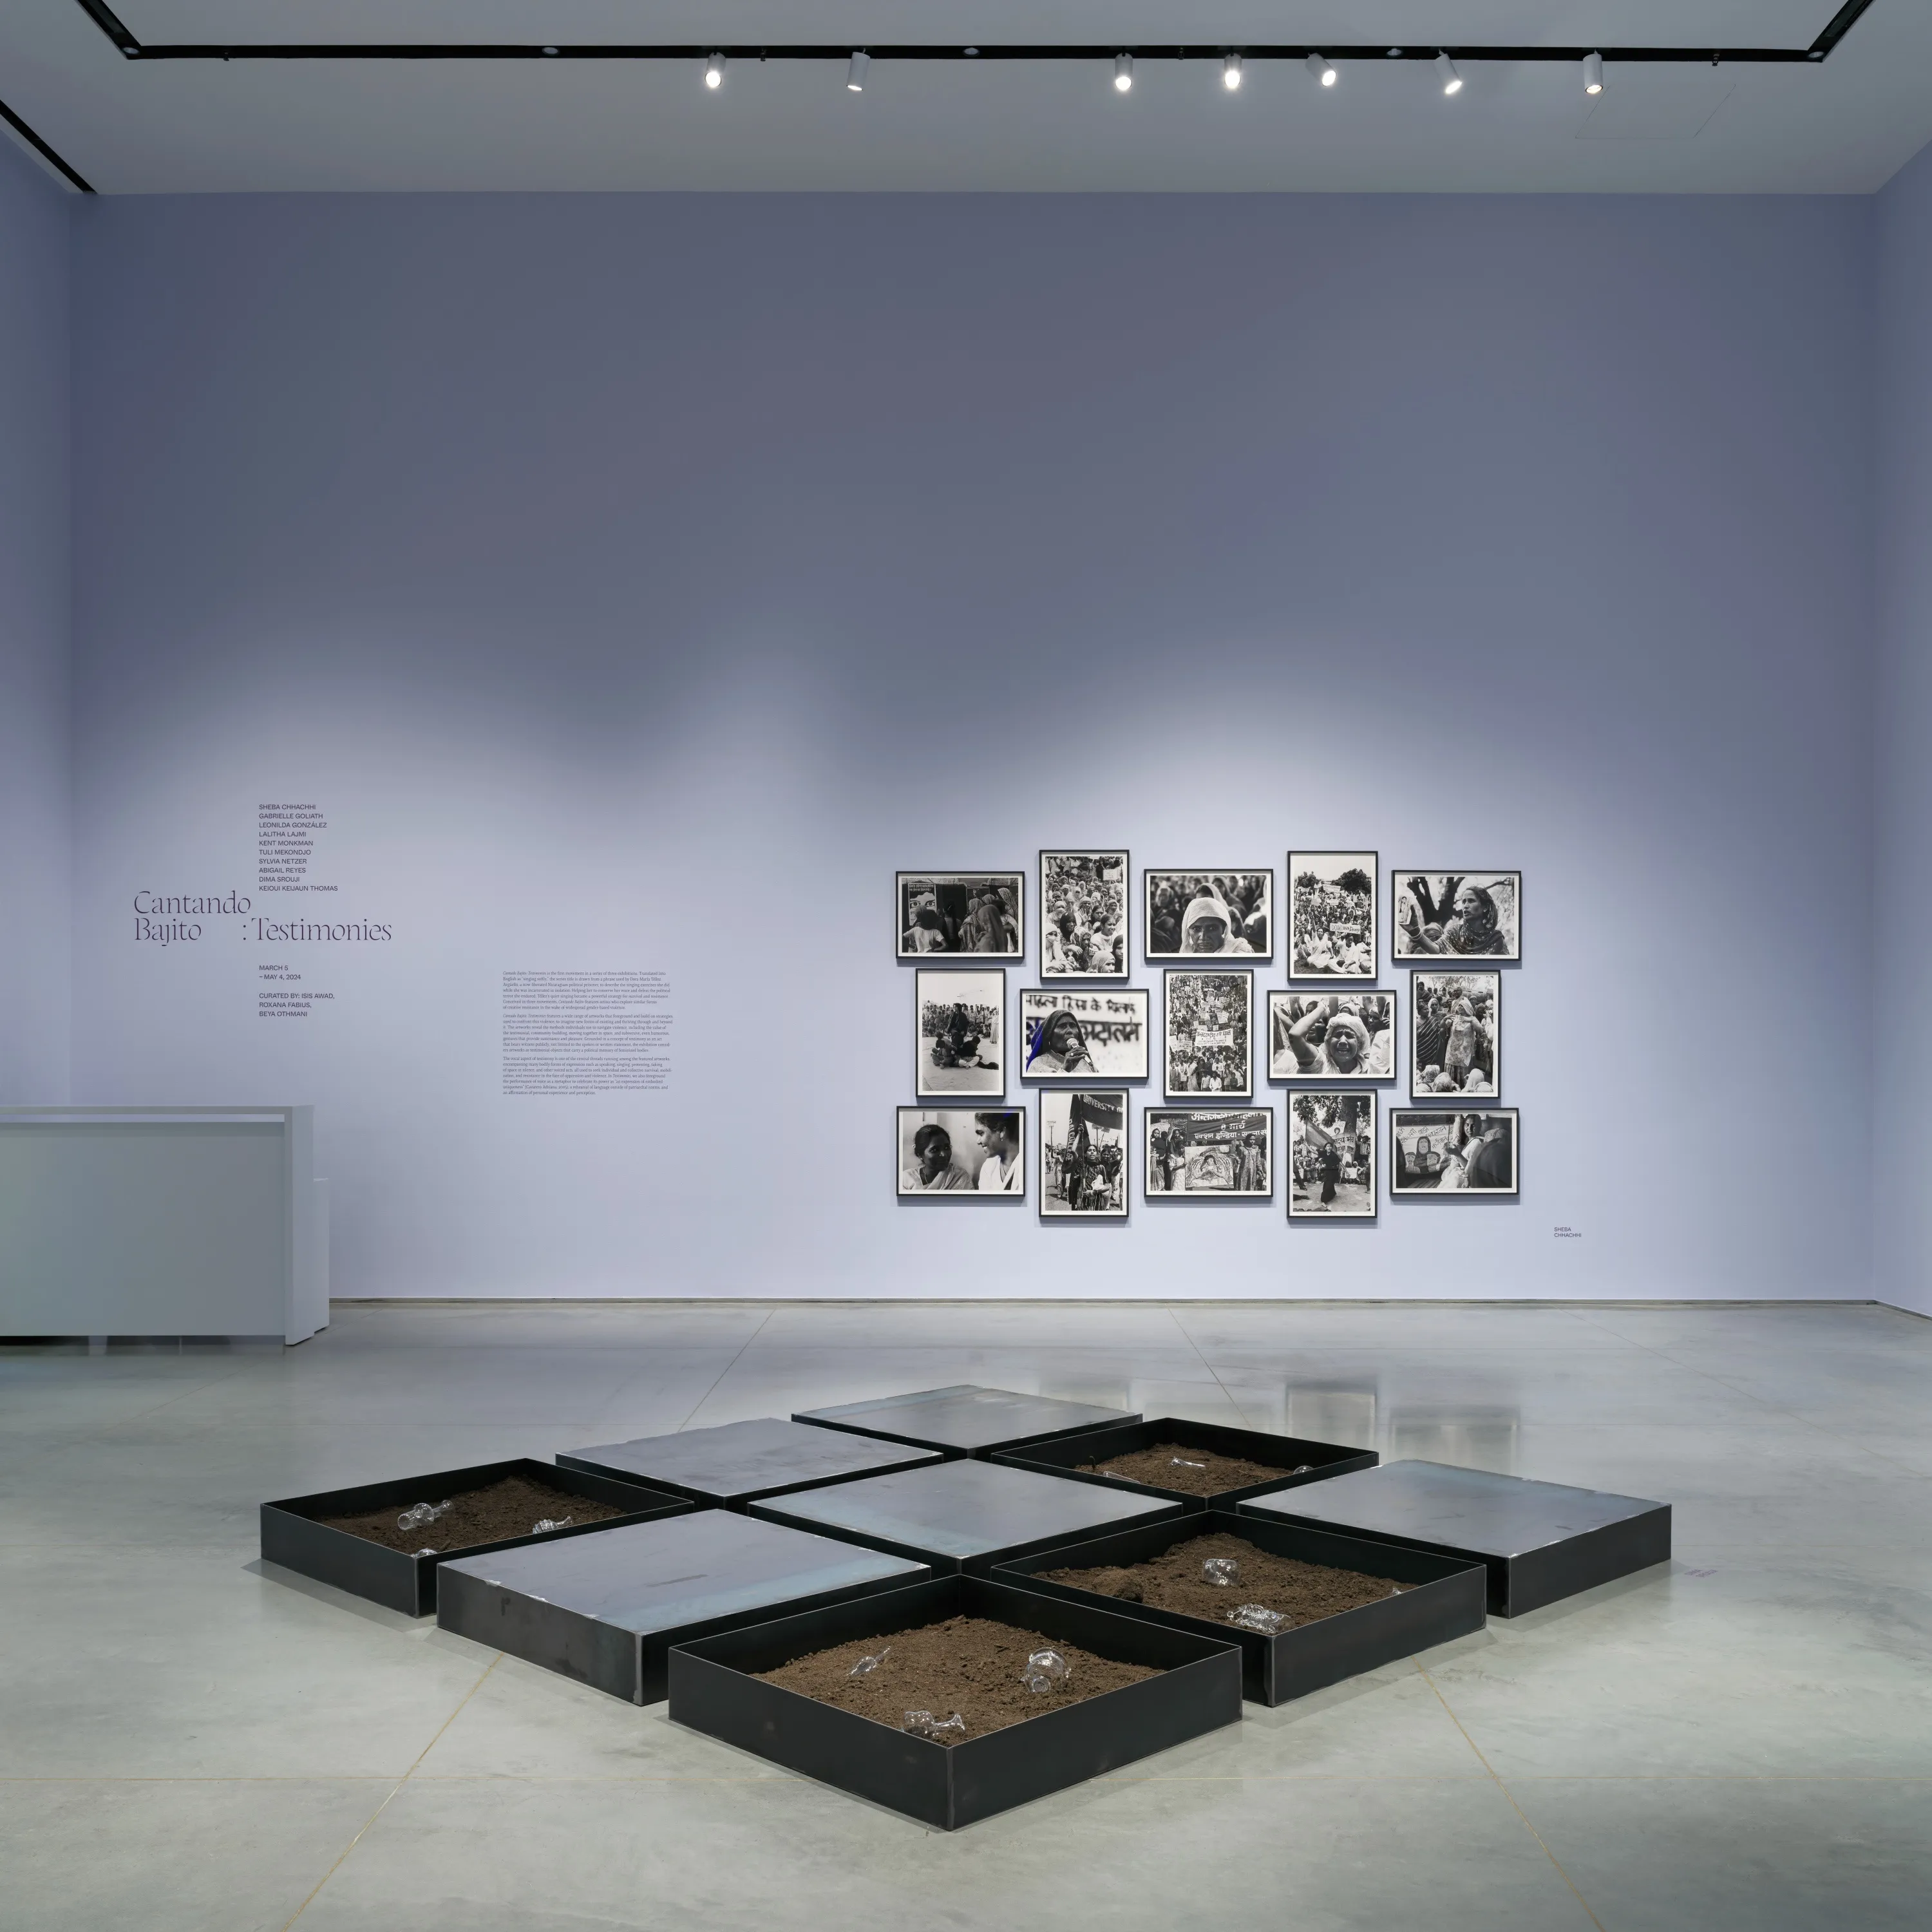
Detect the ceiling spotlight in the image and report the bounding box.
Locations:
[1583,51,1605,95]
[705,52,725,90]
[1436,52,1463,96]
[1114,53,1133,93]
[1307,54,1338,88]
[1223,53,1243,91]
[846,50,869,91]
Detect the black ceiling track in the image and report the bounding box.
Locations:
[0,94,94,192]
[66,0,1884,68]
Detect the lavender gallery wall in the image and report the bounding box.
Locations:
[0,139,71,1106]
[66,191,1875,1302]
[1875,143,1932,1321]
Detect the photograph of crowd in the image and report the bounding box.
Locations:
[1288,1094,1377,1220]
[1040,851,1128,980]
[1409,972,1501,1099]
[914,969,1005,1098]
[1019,988,1150,1081]
[1164,971,1253,1099]
[896,873,1025,958]
[1268,992,1395,1082]
[1392,871,1520,960]
[1145,1109,1273,1198]
[1289,853,1377,980]
[1039,1090,1128,1218]
[896,1108,1026,1197]
[1390,1110,1518,1195]
[1144,871,1272,960]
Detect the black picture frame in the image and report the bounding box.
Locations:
[896,871,1025,960]
[1388,1108,1519,1197]
[1039,849,1130,980]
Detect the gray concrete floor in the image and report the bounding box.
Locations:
[4,1300,1929,1931]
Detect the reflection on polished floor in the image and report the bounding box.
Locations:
[5,1300,1929,1931]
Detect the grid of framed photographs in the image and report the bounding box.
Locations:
[895,857,1522,1212]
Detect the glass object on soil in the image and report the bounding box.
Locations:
[1170,1456,1208,1470]
[1227,1603,1290,1634]
[1021,1648,1070,1692]
[1292,1464,1314,1475]
[397,1500,451,1531]
[847,1647,891,1678]
[414,1548,437,1557]
[530,1517,573,1534]
[903,1710,965,1739]
[1201,1557,1240,1587]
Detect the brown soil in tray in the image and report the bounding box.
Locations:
[318,1475,627,1555]
[754,1616,1158,1743]
[1077,1440,1314,1496]
[1040,1531,1407,1629]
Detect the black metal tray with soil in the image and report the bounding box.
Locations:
[992,1510,1486,1705]
[991,1416,1376,1510]
[668,1574,1241,1829]
[260,1458,697,1616]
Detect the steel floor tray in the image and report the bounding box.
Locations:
[556,1416,947,1510]
[435,1510,931,1702]
[668,1574,1242,1829]
[1240,1460,1671,1616]
[992,1509,1485,1705]
[794,1384,1139,1457]
[260,1457,696,1617]
[993,1416,1376,1511]
[747,1457,1182,1573]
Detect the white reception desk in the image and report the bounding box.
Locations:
[0,1107,328,1344]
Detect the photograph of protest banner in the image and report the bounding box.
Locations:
[1408,972,1501,1100]
[1163,971,1253,1100]
[1392,871,1520,961]
[1289,853,1377,980]
[1144,871,1272,960]
[1039,1090,1129,1219]
[1268,990,1396,1083]
[1019,987,1150,1083]
[1288,1093,1377,1220]
[1040,851,1128,980]
[896,872,1025,958]
[1144,1108,1272,1198]
[1390,1109,1517,1196]
[896,1107,1026,1198]
[914,969,1005,1099]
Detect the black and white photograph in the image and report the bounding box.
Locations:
[1144,871,1272,959]
[1145,1108,1273,1198]
[1392,871,1520,961]
[1019,988,1150,1082]
[914,969,1005,1098]
[896,1107,1026,1197]
[896,872,1025,958]
[1040,851,1128,979]
[1289,1093,1378,1220]
[1390,1109,1519,1195]
[1039,1090,1129,1218]
[1163,971,1253,1099]
[1268,991,1396,1082]
[1409,972,1501,1099]
[1289,852,1378,979]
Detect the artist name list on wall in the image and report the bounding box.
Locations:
[258,802,333,894]
[502,972,672,1095]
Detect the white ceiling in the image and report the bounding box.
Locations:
[3,0,1929,194]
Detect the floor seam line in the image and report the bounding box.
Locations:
[672,1307,775,1429]
[280,1653,502,1929]
[1416,1663,1608,1932]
